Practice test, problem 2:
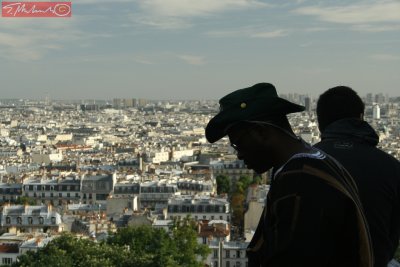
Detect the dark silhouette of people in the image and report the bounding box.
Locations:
[315,86,400,267]
[205,83,373,267]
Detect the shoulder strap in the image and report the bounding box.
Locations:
[280,161,374,267]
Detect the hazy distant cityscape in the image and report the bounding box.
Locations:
[0,92,399,266]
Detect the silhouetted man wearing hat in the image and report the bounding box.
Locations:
[205,83,373,267]
[315,86,400,267]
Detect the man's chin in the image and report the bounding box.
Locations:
[246,164,271,174]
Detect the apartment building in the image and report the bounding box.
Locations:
[166,195,230,222]
[22,177,81,206]
[0,205,63,234]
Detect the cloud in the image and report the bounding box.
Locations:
[299,42,313,47]
[370,54,400,61]
[0,30,55,61]
[129,0,268,29]
[134,57,154,65]
[0,17,78,61]
[0,16,111,62]
[0,35,42,61]
[137,0,267,17]
[178,54,205,65]
[294,1,400,25]
[303,27,330,32]
[351,24,400,32]
[130,15,191,29]
[250,29,288,38]
[0,32,32,47]
[207,27,288,38]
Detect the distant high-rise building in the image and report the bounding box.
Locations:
[124,99,133,107]
[137,99,148,108]
[113,98,137,108]
[123,98,136,108]
[80,104,99,111]
[44,93,51,106]
[113,98,123,108]
[375,93,385,104]
[304,97,311,112]
[366,93,373,104]
[373,104,381,120]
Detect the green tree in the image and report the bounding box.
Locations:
[170,217,210,267]
[252,175,262,185]
[108,225,176,267]
[14,222,210,267]
[109,219,210,267]
[16,246,73,267]
[241,175,253,188]
[231,192,245,227]
[235,175,252,194]
[216,175,230,195]
[13,196,36,205]
[15,233,121,267]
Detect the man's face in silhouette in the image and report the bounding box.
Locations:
[227,122,275,174]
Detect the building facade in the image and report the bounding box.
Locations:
[207,240,249,267]
[167,196,230,222]
[23,177,81,206]
[1,205,63,234]
[81,173,116,205]
[0,184,22,203]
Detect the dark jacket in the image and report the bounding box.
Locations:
[315,118,400,267]
[247,149,373,267]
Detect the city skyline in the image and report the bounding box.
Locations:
[1,0,399,100]
[0,92,397,102]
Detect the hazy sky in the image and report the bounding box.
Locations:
[0,0,399,100]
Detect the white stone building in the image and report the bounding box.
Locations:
[206,240,249,267]
[166,195,230,222]
[1,205,63,234]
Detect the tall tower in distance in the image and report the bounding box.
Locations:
[45,93,50,106]
[304,97,311,112]
[365,93,373,104]
[373,104,381,120]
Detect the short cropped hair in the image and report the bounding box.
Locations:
[316,86,365,132]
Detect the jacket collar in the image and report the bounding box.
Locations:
[320,118,379,146]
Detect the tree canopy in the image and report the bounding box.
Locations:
[13,196,36,205]
[216,174,230,195]
[13,219,210,267]
[230,175,261,232]
[235,175,253,194]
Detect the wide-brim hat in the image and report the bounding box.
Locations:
[205,83,305,143]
